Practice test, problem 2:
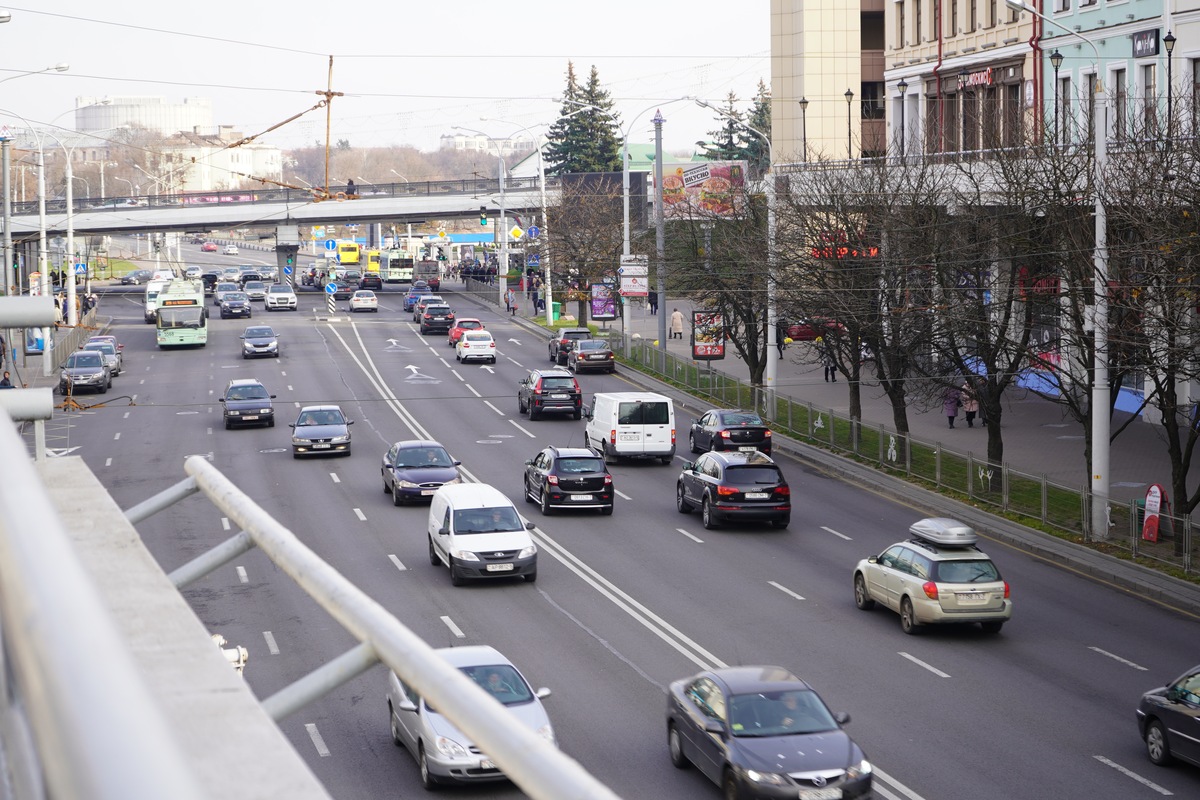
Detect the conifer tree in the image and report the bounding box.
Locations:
[545,63,623,175]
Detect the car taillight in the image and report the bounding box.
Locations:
[716,485,739,497]
[922,581,939,600]
[603,475,612,485]
[670,429,676,445]
[1003,581,1010,599]
[764,429,772,437]
[547,475,559,485]
[489,342,495,348]
[609,429,616,445]
[424,313,431,319]
[572,380,581,391]
[720,430,731,439]
[774,485,790,496]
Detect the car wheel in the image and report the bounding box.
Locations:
[99,379,109,394]
[980,621,1004,635]
[853,574,876,610]
[428,537,440,566]
[659,455,672,465]
[689,432,701,454]
[518,396,527,414]
[573,409,582,421]
[1146,719,1173,765]
[383,475,391,494]
[549,347,556,363]
[900,597,922,634]
[701,497,717,529]
[676,483,693,514]
[602,441,617,465]
[455,352,460,362]
[540,484,553,516]
[667,723,689,769]
[389,704,403,746]
[524,570,537,583]
[523,476,535,504]
[449,563,465,586]
[392,483,404,507]
[529,406,541,421]
[267,419,275,428]
[490,356,496,364]
[722,769,741,800]
[224,421,232,430]
[418,744,440,790]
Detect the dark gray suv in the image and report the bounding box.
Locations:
[548,328,592,365]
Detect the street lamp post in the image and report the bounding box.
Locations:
[453,126,510,307]
[1050,50,1064,146]
[389,169,409,183]
[798,97,809,162]
[72,175,89,199]
[1164,31,1176,148]
[1008,0,1110,537]
[98,160,117,201]
[897,79,909,157]
[844,89,855,158]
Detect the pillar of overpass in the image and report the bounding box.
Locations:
[275,225,301,287]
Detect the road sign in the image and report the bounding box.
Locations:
[527,225,540,239]
[509,225,524,240]
[325,282,337,294]
[620,276,649,296]
[74,263,87,275]
[527,254,540,267]
[283,266,293,276]
[312,226,326,238]
[324,239,336,251]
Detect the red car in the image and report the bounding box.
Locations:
[201,242,218,252]
[447,318,484,347]
[786,319,843,341]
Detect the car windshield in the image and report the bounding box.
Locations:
[453,506,523,534]
[618,401,670,425]
[460,320,483,329]
[556,457,604,474]
[540,377,575,390]
[245,282,265,290]
[224,293,248,302]
[245,328,274,338]
[462,665,534,705]
[578,341,608,352]
[227,385,269,401]
[723,466,783,486]
[728,690,838,737]
[354,291,374,299]
[217,283,238,291]
[464,333,490,343]
[395,447,453,468]
[268,285,291,293]
[67,353,103,369]
[721,412,764,425]
[84,343,115,355]
[936,559,1001,583]
[297,409,345,426]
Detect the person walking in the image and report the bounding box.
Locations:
[669,308,685,340]
[822,350,837,382]
[648,292,658,315]
[0,371,13,389]
[961,381,980,428]
[943,385,962,429]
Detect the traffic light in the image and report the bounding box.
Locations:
[286,252,295,266]
[480,206,488,226]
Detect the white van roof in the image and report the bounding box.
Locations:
[435,483,514,510]
[594,391,672,403]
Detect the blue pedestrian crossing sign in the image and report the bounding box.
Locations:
[526,254,540,267]
[73,263,87,275]
[325,282,337,294]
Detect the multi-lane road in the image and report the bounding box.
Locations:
[61,258,1200,800]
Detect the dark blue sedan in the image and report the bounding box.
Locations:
[381,440,462,505]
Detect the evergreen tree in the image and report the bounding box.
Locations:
[743,80,772,177]
[545,63,623,175]
[700,92,745,162]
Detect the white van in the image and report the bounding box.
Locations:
[583,392,676,465]
[143,279,171,323]
[427,484,538,585]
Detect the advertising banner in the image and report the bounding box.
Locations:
[620,276,648,296]
[590,283,617,321]
[692,311,726,360]
[662,161,747,220]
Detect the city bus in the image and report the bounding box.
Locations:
[155,279,208,348]
[380,249,414,283]
[336,241,361,266]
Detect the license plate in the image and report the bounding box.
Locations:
[421,489,437,496]
[572,494,594,501]
[744,492,769,499]
[551,393,569,399]
[738,446,758,451]
[486,563,514,572]
[479,759,496,770]
[313,443,331,449]
[799,788,841,800]
[957,592,987,604]
[243,415,259,421]
[619,433,639,441]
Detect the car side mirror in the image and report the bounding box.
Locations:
[438,526,450,536]
[703,718,725,735]
[525,522,536,530]
[269,395,277,399]
[452,460,462,466]
[535,687,552,699]
[288,423,296,429]
[833,711,850,725]
[866,556,878,564]
[397,699,417,713]
[347,420,354,425]
[682,461,694,472]
[524,459,533,466]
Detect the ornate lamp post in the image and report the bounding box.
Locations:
[897,78,908,157]
[1050,50,1064,145]
[1164,31,1176,147]
[798,97,809,162]
[844,89,854,158]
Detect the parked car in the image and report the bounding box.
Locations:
[386,645,555,789]
[265,283,297,311]
[548,327,593,365]
[517,369,582,421]
[222,244,239,255]
[447,318,484,347]
[566,339,616,373]
[1137,663,1200,769]
[688,409,773,455]
[219,378,276,429]
[219,292,252,319]
[57,350,111,395]
[120,269,155,285]
[418,303,455,334]
[676,450,791,529]
[240,325,280,359]
[349,290,379,312]
[456,331,496,364]
[200,242,218,252]
[852,517,1012,635]
[380,440,462,505]
[290,405,353,457]
[667,666,873,800]
[522,446,614,515]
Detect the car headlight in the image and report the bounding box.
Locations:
[228,410,242,417]
[745,769,788,786]
[330,434,350,443]
[846,759,873,780]
[433,736,469,759]
[537,724,556,746]
[397,479,419,489]
[517,545,537,559]
[89,372,105,380]
[444,476,462,486]
[451,549,480,562]
[291,436,304,445]
[259,408,273,414]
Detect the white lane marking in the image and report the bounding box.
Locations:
[113,432,120,440]
[280,371,287,376]
[898,652,951,678]
[304,723,330,757]
[464,383,482,398]
[287,385,294,391]
[1089,646,1149,671]
[221,517,231,530]
[483,400,504,416]
[206,427,212,435]
[388,554,407,572]
[440,616,465,638]
[353,508,366,521]
[871,770,930,800]
[508,419,537,438]
[615,489,632,500]
[506,357,523,367]
[821,525,852,540]
[236,566,248,583]
[131,394,138,401]
[676,528,703,543]
[139,379,145,385]
[123,411,130,419]
[1093,756,1172,795]
[104,458,112,467]
[769,581,805,601]
[263,631,279,654]
[294,401,300,408]
[453,371,465,382]
[330,472,341,484]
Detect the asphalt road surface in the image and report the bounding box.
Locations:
[53,282,1200,800]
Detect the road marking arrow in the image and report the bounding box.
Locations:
[507,338,522,346]
[46,447,81,458]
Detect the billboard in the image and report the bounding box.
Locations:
[692,311,726,360]
[590,283,617,321]
[662,161,747,220]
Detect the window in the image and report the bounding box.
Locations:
[962,88,979,151]
[1113,68,1127,140]
[1055,0,1070,12]
[915,0,922,44]
[1058,76,1073,144]
[861,81,886,119]
[1005,82,1022,146]
[988,0,997,28]
[969,0,978,32]
[1142,64,1157,134]
[1081,0,1097,6]
[897,0,906,49]
[1194,61,1200,133]
[950,0,958,36]
[982,86,999,149]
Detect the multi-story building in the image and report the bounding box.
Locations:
[438,131,537,157]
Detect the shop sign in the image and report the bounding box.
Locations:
[958,67,994,88]
[1132,30,1160,58]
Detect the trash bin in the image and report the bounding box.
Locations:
[551,302,561,323]
[1135,499,1146,528]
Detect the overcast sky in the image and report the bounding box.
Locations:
[0,2,770,156]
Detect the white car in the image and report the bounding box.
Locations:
[184,266,202,278]
[223,244,239,256]
[349,290,378,313]
[243,280,268,301]
[265,283,298,311]
[456,331,497,364]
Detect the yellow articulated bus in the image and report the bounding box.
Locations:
[336,241,361,266]
[363,249,382,275]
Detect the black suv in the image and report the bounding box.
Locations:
[523,446,614,515]
[219,378,276,429]
[549,327,593,365]
[517,369,582,420]
[418,303,456,334]
[239,271,263,286]
[676,450,791,530]
[359,272,383,290]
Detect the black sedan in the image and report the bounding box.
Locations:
[220,292,252,319]
[1137,663,1200,769]
[689,409,773,455]
[522,446,614,515]
[667,666,872,800]
[676,451,790,529]
[380,440,462,505]
[120,269,155,285]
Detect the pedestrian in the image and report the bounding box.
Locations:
[0,371,12,389]
[821,349,837,382]
[961,381,980,428]
[345,178,357,197]
[943,385,962,429]
[669,308,685,340]
[648,292,658,315]
[776,320,787,358]
[504,288,514,313]
[0,331,6,368]
[510,294,519,316]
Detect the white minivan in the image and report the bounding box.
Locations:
[583,392,676,465]
[143,279,171,323]
[427,484,538,585]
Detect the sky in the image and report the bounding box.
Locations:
[0,2,771,157]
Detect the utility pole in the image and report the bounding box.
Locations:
[316,55,344,201]
[654,110,667,353]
